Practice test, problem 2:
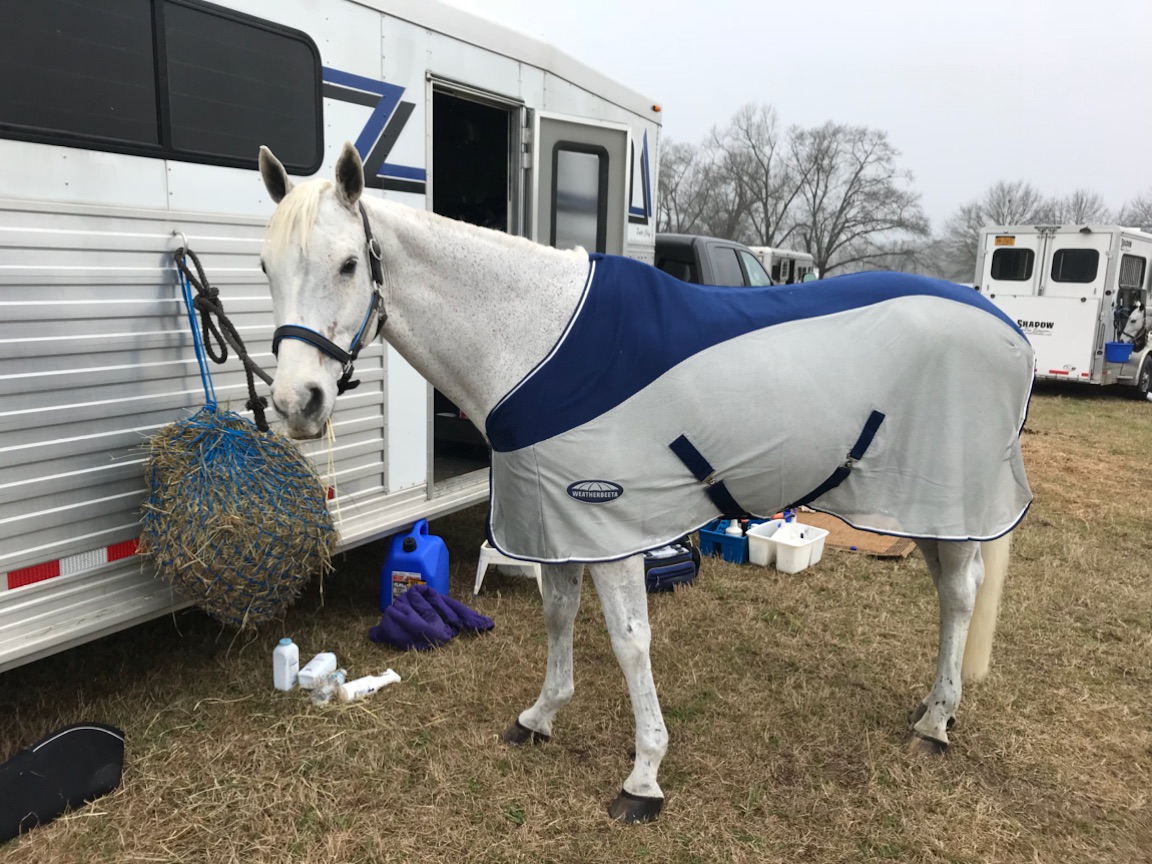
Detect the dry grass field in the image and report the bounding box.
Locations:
[1,386,1149,863]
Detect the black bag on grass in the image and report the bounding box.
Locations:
[643,539,700,592]
[0,723,125,843]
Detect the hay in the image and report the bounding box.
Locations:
[138,406,337,628]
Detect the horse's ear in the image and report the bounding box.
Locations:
[259,146,293,203]
[334,141,364,209]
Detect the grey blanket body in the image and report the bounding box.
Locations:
[490,295,1034,563]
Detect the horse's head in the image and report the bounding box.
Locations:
[1120,303,1147,343]
[259,143,384,439]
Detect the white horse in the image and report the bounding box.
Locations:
[257,143,1032,823]
[1119,302,1150,347]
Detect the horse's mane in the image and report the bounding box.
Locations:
[265,180,331,258]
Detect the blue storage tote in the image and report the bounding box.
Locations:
[697,518,768,564]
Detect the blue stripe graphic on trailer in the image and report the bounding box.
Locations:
[628,132,652,222]
[380,163,427,182]
[322,66,425,193]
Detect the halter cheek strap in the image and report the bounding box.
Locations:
[270,201,388,395]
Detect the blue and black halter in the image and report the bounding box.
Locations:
[271,202,387,394]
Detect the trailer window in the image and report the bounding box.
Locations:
[0,0,322,172]
[0,0,159,145]
[552,144,608,253]
[990,248,1034,281]
[1050,248,1099,283]
[1119,254,1147,290]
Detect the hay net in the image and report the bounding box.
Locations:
[137,248,337,628]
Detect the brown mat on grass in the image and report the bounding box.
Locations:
[797,511,917,558]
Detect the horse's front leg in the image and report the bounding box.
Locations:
[588,555,668,824]
[503,562,583,745]
[909,539,982,753]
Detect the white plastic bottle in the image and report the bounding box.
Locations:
[725,519,743,536]
[298,652,338,689]
[272,637,300,691]
[336,669,401,703]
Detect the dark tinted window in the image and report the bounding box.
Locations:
[0,0,158,144]
[990,248,1034,281]
[1050,248,1099,283]
[164,1,320,166]
[0,0,321,171]
[711,247,745,286]
[655,255,699,283]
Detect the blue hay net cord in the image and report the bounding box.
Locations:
[178,266,217,409]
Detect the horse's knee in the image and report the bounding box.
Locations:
[607,617,651,665]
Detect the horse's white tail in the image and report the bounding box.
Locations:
[962,532,1013,683]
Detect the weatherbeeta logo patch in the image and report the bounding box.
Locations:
[567,480,624,503]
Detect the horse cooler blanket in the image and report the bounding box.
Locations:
[485,255,1034,564]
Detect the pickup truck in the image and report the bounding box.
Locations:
[654,233,774,287]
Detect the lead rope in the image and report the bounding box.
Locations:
[174,245,273,432]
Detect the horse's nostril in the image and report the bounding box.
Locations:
[304,386,325,419]
[270,395,289,418]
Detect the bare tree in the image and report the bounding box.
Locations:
[656,139,711,234]
[788,122,929,277]
[937,180,1049,280]
[1043,188,1114,224]
[710,104,804,248]
[1119,188,1152,229]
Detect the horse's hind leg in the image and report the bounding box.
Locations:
[504,562,584,745]
[589,555,668,824]
[909,539,983,753]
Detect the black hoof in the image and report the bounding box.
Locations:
[607,788,664,824]
[908,732,949,756]
[502,720,550,746]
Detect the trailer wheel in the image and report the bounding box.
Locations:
[1132,355,1152,400]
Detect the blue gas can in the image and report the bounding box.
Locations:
[380,519,450,610]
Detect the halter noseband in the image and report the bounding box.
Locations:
[270,202,388,394]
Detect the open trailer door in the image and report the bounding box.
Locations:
[533,114,628,255]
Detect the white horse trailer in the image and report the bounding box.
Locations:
[975,224,1152,397]
[0,0,662,672]
[748,246,818,284]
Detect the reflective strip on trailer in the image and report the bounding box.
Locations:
[4,540,138,591]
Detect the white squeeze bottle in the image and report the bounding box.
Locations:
[272,637,300,691]
[298,652,338,689]
[337,669,401,702]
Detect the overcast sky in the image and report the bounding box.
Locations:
[439,0,1151,231]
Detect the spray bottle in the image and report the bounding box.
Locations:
[336,669,402,702]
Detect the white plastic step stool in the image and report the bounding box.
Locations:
[473,540,543,596]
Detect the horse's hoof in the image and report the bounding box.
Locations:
[608,788,664,824]
[502,720,550,746]
[908,704,956,731]
[907,732,948,756]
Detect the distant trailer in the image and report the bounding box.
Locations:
[0,0,662,672]
[748,246,818,284]
[974,224,1152,397]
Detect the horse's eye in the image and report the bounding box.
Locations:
[340,258,357,276]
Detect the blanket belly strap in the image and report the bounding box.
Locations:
[668,434,749,518]
[788,410,886,509]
